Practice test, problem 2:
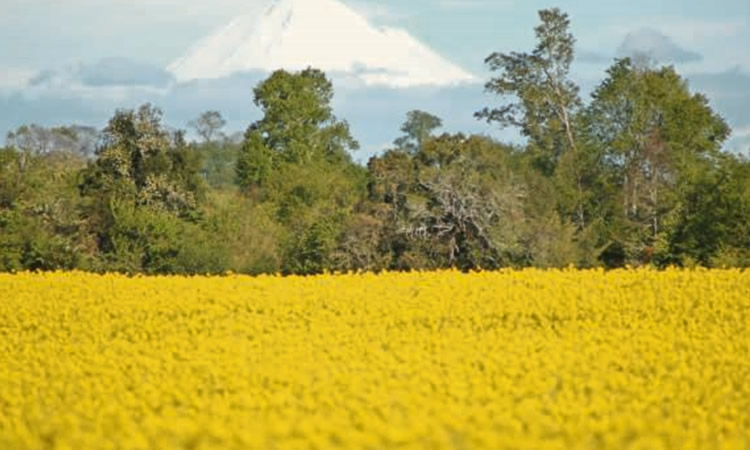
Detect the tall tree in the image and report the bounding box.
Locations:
[476,8,581,174]
[584,58,730,264]
[393,110,443,154]
[80,104,204,216]
[476,8,597,232]
[367,134,527,270]
[236,68,358,192]
[77,105,229,274]
[6,124,99,170]
[189,111,226,144]
[235,68,364,274]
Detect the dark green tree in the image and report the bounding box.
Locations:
[477,8,581,174]
[77,105,225,274]
[236,68,358,192]
[366,134,528,270]
[669,154,750,266]
[584,58,730,265]
[393,110,443,154]
[476,8,599,234]
[0,145,91,271]
[235,68,365,274]
[80,104,204,216]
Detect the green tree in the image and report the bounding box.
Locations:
[235,68,365,274]
[584,58,730,265]
[477,8,581,174]
[393,110,443,153]
[99,199,229,275]
[475,8,600,234]
[189,110,226,144]
[669,153,750,267]
[80,104,204,216]
[236,68,358,192]
[270,159,367,275]
[77,105,220,273]
[0,146,92,271]
[367,134,528,270]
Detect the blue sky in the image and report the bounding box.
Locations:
[1,0,749,156]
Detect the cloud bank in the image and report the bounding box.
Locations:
[616,28,702,63]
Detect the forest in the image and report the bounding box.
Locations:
[1,9,749,275]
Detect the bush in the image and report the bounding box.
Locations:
[98,201,230,275]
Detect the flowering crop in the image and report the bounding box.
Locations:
[1,269,749,449]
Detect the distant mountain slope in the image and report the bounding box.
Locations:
[167,0,477,88]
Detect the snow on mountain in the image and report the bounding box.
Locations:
[168,0,477,88]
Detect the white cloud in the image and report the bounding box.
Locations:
[438,0,512,10]
[617,28,702,63]
[594,17,748,74]
[0,67,36,92]
[651,18,746,45]
[733,126,750,139]
[14,59,175,106]
[26,58,175,91]
[610,18,746,44]
[75,59,175,88]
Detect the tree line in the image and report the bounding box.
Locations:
[2,8,749,275]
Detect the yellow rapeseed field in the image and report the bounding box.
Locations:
[1,269,749,449]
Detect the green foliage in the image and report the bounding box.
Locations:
[195,140,241,189]
[80,104,205,217]
[475,7,603,241]
[234,68,365,274]
[98,200,229,275]
[236,68,358,192]
[202,192,283,274]
[477,8,581,174]
[74,104,219,273]
[0,147,24,208]
[236,131,275,192]
[283,220,339,275]
[2,11,750,275]
[518,166,603,268]
[393,110,443,153]
[0,146,92,272]
[189,110,227,143]
[266,159,367,274]
[0,209,82,271]
[584,58,731,265]
[669,154,750,267]
[366,132,530,271]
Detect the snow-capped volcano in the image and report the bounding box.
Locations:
[168,0,477,88]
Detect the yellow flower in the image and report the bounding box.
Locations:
[0,269,748,448]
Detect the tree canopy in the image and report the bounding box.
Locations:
[1,10,749,275]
